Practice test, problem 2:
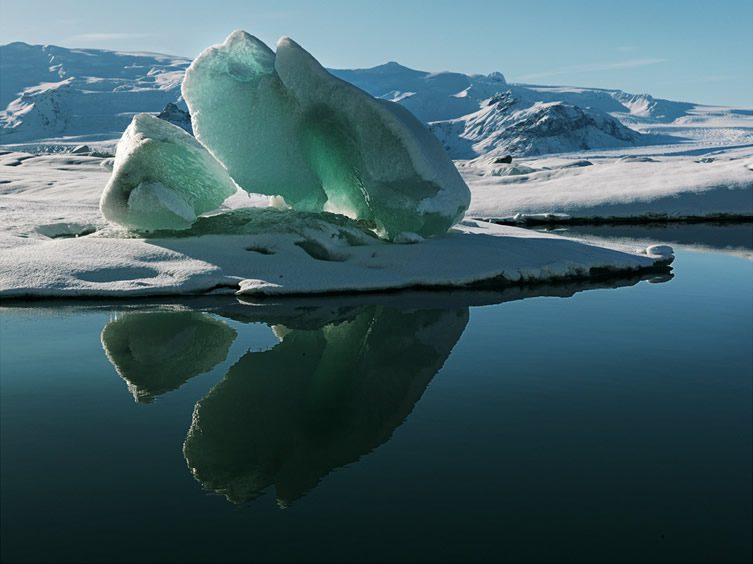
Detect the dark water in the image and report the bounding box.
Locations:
[1,240,752,563]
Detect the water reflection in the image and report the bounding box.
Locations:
[99,272,670,505]
[101,302,468,505]
[184,307,467,506]
[538,222,753,258]
[101,311,236,403]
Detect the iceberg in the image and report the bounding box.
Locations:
[182,31,471,238]
[181,32,322,213]
[99,113,237,231]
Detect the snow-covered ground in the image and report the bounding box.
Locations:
[463,144,753,222]
[0,151,672,298]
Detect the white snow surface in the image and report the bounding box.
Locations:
[429,96,651,159]
[0,42,189,144]
[0,151,671,298]
[6,40,753,298]
[463,145,753,221]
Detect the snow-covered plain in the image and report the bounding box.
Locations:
[0,150,672,299]
[463,145,753,222]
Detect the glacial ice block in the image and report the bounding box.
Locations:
[100,113,237,231]
[274,37,471,238]
[182,31,471,238]
[181,31,326,211]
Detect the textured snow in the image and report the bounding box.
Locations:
[430,96,654,159]
[463,146,753,221]
[330,62,508,123]
[182,31,470,239]
[0,214,671,298]
[0,149,673,298]
[99,114,237,230]
[16,36,753,299]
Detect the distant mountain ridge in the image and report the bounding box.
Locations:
[430,95,648,158]
[0,42,189,143]
[329,62,509,122]
[2,41,750,156]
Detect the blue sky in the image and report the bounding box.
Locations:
[1,0,751,106]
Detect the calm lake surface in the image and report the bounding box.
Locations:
[1,225,752,563]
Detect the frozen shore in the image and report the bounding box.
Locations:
[463,145,753,222]
[0,152,674,299]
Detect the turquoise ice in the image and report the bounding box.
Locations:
[99,114,237,231]
[102,31,470,239]
[182,31,470,239]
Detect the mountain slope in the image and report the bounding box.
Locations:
[429,91,657,158]
[1,42,750,156]
[329,62,507,122]
[0,42,189,143]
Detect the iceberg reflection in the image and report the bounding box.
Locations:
[183,306,467,506]
[101,311,236,403]
[99,272,670,505]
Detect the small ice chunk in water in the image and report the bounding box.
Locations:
[100,114,237,231]
[645,244,674,261]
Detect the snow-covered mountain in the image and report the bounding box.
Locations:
[2,42,751,156]
[329,62,508,122]
[0,42,189,143]
[429,91,651,158]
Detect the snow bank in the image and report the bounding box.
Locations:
[0,212,672,298]
[0,148,678,299]
[464,147,753,221]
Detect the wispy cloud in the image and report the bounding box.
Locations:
[514,58,668,83]
[65,32,153,43]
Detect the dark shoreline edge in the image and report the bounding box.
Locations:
[0,262,672,305]
[481,214,753,227]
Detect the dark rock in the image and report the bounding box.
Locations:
[157,102,193,134]
[560,159,592,168]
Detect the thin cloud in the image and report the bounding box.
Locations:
[65,32,153,43]
[514,58,668,82]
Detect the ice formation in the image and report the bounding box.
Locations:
[99,114,237,231]
[181,31,470,238]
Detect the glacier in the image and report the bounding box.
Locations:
[182,31,470,239]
